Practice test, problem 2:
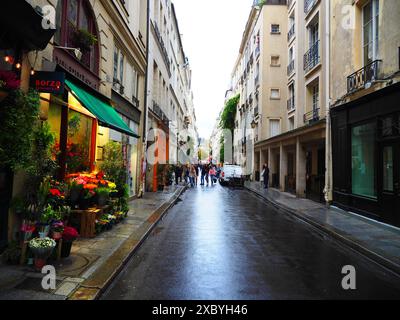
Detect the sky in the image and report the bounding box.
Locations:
[172,0,254,139]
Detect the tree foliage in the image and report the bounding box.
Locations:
[219,94,240,133]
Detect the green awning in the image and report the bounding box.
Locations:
[66,80,139,138]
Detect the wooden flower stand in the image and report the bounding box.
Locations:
[70,205,113,238]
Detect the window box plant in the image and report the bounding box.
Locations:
[73,28,98,54]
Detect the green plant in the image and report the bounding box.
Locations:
[100,141,127,191]
[96,187,110,197]
[1,241,21,265]
[0,89,40,170]
[73,28,98,52]
[39,205,61,225]
[219,93,240,163]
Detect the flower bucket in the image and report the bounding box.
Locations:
[61,241,73,258]
[51,231,62,241]
[29,238,56,271]
[37,225,50,238]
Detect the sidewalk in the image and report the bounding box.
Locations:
[245,181,400,275]
[0,185,186,300]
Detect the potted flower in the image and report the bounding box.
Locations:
[20,220,36,242]
[96,187,110,207]
[51,221,64,241]
[37,205,60,238]
[61,226,79,258]
[29,237,56,271]
[79,185,96,210]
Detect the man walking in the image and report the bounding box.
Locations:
[262,163,270,189]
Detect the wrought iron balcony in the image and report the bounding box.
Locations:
[303,108,320,124]
[304,0,318,14]
[254,105,259,117]
[304,40,320,72]
[287,60,295,76]
[255,46,260,59]
[347,60,382,93]
[287,97,295,111]
[153,22,170,72]
[288,24,295,41]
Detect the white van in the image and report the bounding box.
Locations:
[219,164,244,186]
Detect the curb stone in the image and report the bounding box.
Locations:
[67,186,187,300]
[245,185,400,277]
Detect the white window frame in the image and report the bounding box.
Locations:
[269,119,281,138]
[362,0,379,65]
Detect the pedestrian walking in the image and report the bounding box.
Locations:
[209,165,216,186]
[262,163,270,189]
[189,165,197,188]
[204,164,210,186]
[200,164,205,185]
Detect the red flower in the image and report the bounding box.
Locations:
[49,189,61,197]
[62,226,79,241]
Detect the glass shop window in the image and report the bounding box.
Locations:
[351,122,377,199]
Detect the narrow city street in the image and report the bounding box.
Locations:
[102,185,400,300]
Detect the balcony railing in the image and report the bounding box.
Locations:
[288,24,295,41]
[287,97,295,111]
[287,60,295,76]
[254,105,259,117]
[304,0,318,14]
[303,108,320,124]
[304,40,320,72]
[153,22,170,72]
[255,46,260,59]
[347,60,382,93]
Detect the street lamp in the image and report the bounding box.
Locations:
[251,120,257,129]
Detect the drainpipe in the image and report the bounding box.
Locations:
[324,0,332,205]
[140,0,150,197]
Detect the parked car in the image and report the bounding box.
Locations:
[219,165,244,187]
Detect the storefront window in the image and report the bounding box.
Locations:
[67,110,92,173]
[351,122,377,199]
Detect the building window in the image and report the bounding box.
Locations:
[113,46,125,94]
[271,24,280,34]
[62,0,99,73]
[288,117,295,131]
[270,119,281,137]
[270,88,280,100]
[351,122,377,199]
[312,83,319,111]
[363,0,379,65]
[271,55,280,67]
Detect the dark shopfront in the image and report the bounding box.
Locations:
[331,82,400,227]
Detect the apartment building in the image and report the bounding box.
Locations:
[230,1,288,176]
[145,0,197,192]
[252,0,329,203]
[0,0,148,245]
[330,0,400,227]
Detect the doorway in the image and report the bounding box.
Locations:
[381,141,400,226]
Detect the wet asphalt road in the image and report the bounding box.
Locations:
[102,184,400,300]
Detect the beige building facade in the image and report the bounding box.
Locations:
[329,0,400,227]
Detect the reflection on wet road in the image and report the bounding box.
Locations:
[102,184,400,300]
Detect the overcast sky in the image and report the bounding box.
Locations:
[172,0,253,139]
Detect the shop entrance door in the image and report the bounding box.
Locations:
[381,141,400,227]
[0,168,13,253]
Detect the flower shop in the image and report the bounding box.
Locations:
[0,71,135,270]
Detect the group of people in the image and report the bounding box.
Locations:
[174,163,221,188]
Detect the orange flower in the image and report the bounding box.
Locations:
[83,184,98,190]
